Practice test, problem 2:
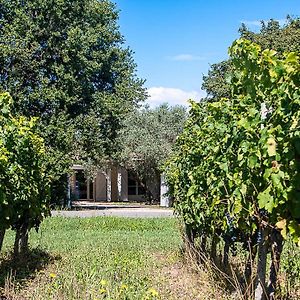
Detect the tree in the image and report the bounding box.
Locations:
[202,60,232,100]
[166,39,300,299]
[202,18,300,101]
[0,0,146,203]
[0,92,50,255]
[117,104,186,202]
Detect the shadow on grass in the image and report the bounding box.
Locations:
[0,248,60,291]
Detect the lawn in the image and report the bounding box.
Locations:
[0,217,196,300]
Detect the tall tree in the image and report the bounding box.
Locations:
[202,18,300,101]
[0,0,146,186]
[117,104,186,202]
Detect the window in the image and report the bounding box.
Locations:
[128,172,145,196]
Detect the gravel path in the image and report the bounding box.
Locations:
[51,206,174,218]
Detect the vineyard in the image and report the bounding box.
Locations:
[166,39,300,300]
[0,1,299,299]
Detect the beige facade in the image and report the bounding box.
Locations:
[70,165,145,202]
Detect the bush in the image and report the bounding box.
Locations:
[0,92,51,256]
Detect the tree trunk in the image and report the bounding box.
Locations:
[255,226,268,300]
[145,173,161,203]
[0,229,5,253]
[14,227,21,256]
[14,223,29,257]
[20,224,29,254]
[198,235,207,263]
[267,230,283,300]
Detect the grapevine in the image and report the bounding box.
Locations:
[166,39,300,299]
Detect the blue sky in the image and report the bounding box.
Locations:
[114,0,300,107]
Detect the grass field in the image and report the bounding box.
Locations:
[0,217,228,300]
[2,217,300,299]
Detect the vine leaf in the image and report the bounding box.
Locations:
[276,219,287,239]
[288,221,300,243]
[258,186,274,213]
[267,137,276,156]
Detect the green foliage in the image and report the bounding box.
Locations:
[0,92,50,232]
[117,104,186,201]
[166,99,232,235]
[0,0,146,180]
[168,38,300,241]
[203,18,300,102]
[239,17,300,55]
[166,38,300,298]
[202,60,232,100]
[168,20,300,298]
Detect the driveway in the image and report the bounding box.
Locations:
[51,202,174,218]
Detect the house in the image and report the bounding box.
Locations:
[69,165,170,206]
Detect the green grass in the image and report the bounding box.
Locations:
[7,217,294,299]
[0,217,182,300]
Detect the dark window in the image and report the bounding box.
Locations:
[89,181,93,199]
[76,170,87,199]
[75,170,93,200]
[127,172,145,196]
[128,186,137,195]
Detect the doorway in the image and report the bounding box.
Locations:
[75,170,93,200]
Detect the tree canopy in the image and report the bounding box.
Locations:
[117,104,186,201]
[202,18,300,101]
[0,0,146,180]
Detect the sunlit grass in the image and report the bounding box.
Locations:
[0,217,182,299]
[1,217,278,299]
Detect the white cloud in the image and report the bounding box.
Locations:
[168,54,206,61]
[241,19,286,27]
[147,87,206,107]
[241,20,261,27]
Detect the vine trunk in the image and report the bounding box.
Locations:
[267,229,283,300]
[14,223,29,256]
[254,226,268,300]
[0,229,5,253]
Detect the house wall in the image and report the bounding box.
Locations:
[95,172,107,201]
[71,166,119,202]
[118,167,128,201]
[71,165,151,203]
[111,167,118,202]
